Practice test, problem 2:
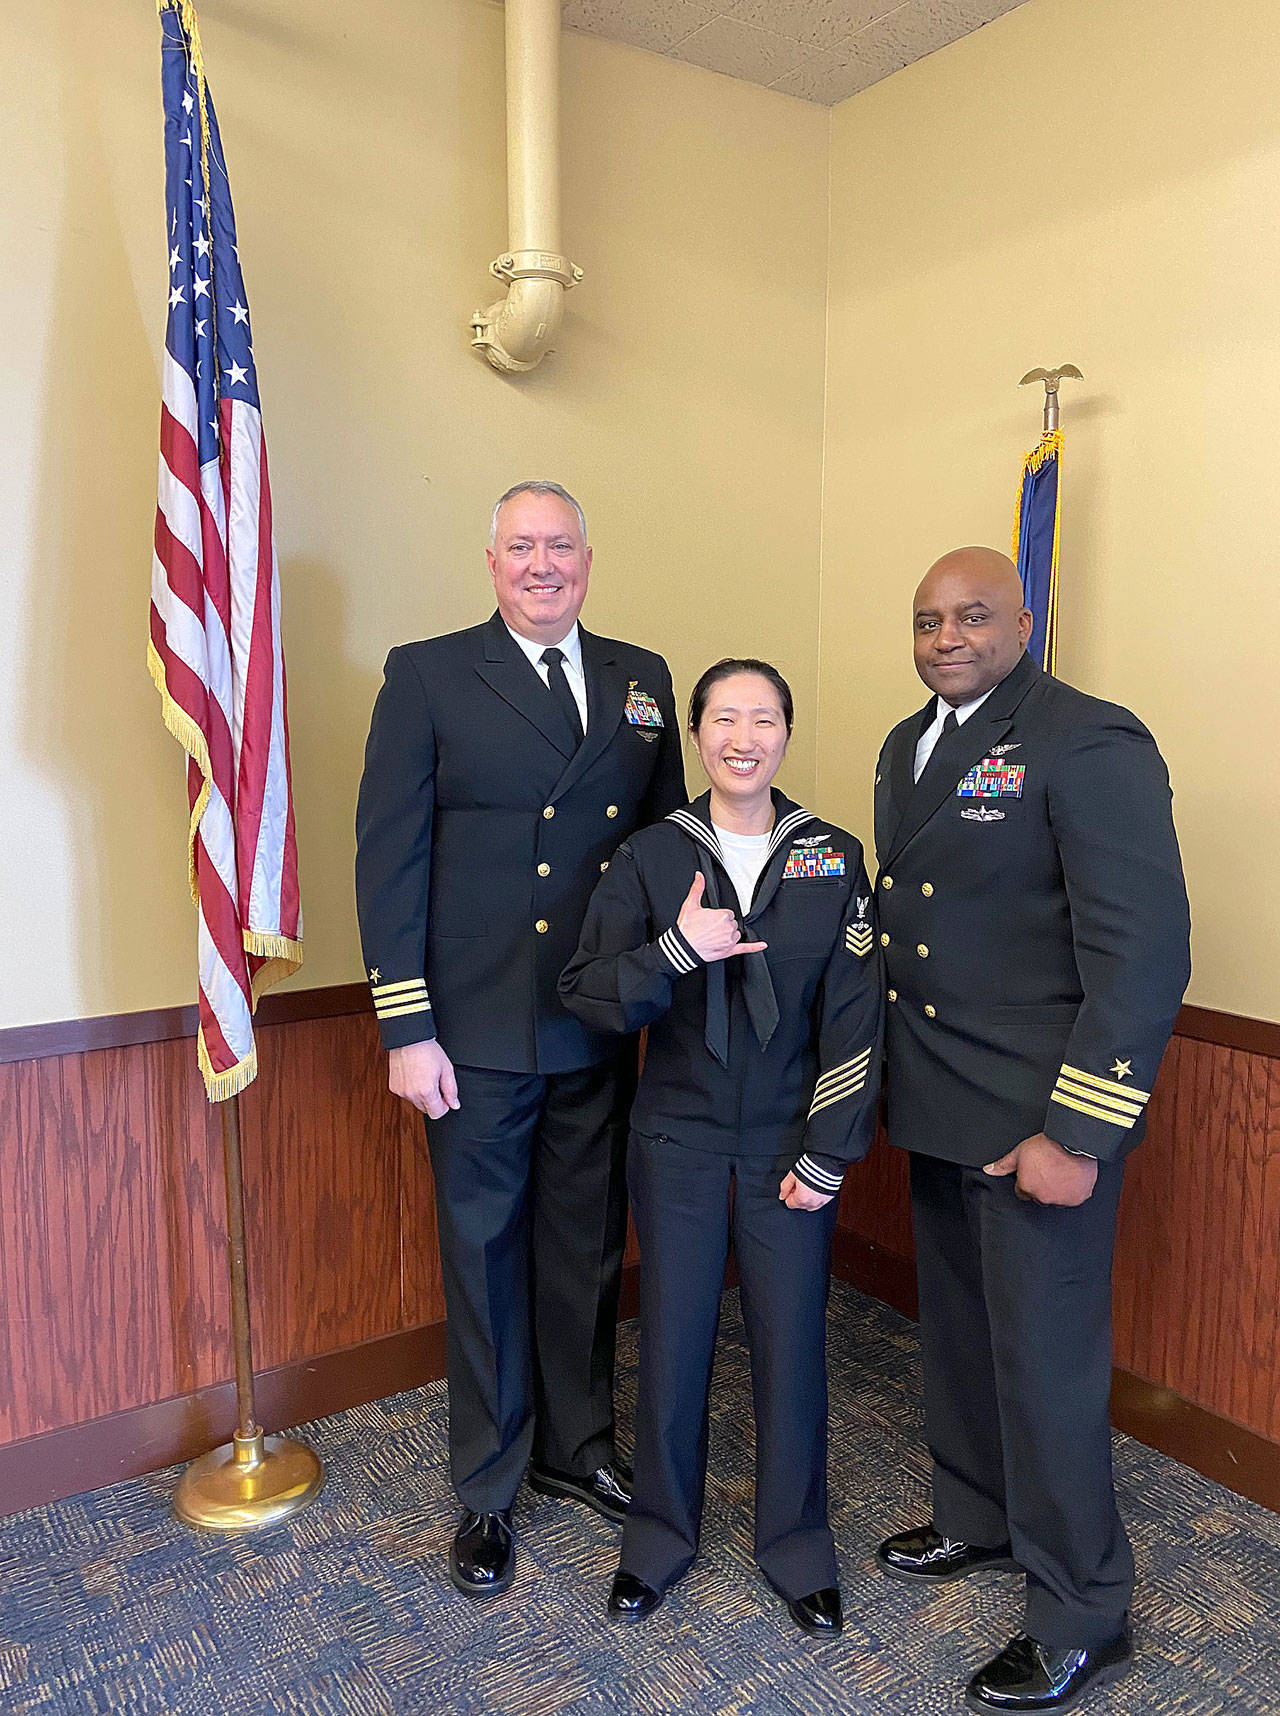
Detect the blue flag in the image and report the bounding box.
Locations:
[1012,430,1062,674]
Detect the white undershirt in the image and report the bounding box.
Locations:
[505,620,588,732]
[712,822,772,914]
[912,686,996,782]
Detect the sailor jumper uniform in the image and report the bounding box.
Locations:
[560,788,883,1599]
[559,790,884,1193]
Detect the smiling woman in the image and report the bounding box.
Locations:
[558,656,884,1635]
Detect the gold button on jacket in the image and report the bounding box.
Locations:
[537,862,551,877]
[917,943,929,958]
[535,919,549,934]
[921,882,934,897]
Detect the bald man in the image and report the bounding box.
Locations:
[870,549,1190,1713]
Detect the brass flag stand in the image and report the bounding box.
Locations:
[173,1093,324,1531]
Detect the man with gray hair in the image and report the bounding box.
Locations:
[357,482,686,1597]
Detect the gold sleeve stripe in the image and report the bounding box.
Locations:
[375,999,432,1019]
[1059,1063,1151,1103]
[371,978,429,998]
[1054,1077,1143,1120]
[1049,1090,1135,1130]
[810,1062,872,1108]
[812,1048,872,1098]
[811,1066,872,1106]
[808,1073,868,1119]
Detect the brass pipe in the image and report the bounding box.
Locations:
[470,0,582,373]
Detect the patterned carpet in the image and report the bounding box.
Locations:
[2,1282,1277,1715]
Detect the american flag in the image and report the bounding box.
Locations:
[149,0,302,1100]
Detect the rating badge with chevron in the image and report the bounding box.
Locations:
[846,896,873,958]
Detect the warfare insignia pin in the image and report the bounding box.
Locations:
[960,805,1004,822]
[624,686,664,727]
[988,743,1022,757]
[784,845,845,879]
[793,833,833,847]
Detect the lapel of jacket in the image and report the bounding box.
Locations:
[474,612,576,760]
[882,652,1040,867]
[879,702,933,861]
[548,625,630,802]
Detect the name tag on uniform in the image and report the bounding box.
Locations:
[624,684,664,727]
[784,845,845,879]
[957,757,1025,798]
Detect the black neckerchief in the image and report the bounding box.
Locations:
[665,790,816,1065]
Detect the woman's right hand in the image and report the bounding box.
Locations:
[676,871,768,964]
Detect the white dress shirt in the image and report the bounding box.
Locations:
[712,822,772,914]
[505,621,588,733]
[912,686,996,782]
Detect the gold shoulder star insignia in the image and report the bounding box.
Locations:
[369,967,381,984]
[1110,1058,1133,1081]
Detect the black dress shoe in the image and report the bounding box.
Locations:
[448,1509,515,1598]
[607,1569,664,1623]
[527,1459,632,1524]
[784,1586,843,1637]
[877,1523,1019,1583]
[965,1632,1134,1713]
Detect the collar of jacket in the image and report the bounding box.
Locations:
[477,610,631,799]
[665,788,816,897]
[883,649,1042,866]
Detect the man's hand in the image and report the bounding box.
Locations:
[676,871,768,963]
[779,1171,834,1212]
[983,1132,1097,1206]
[389,1039,460,1120]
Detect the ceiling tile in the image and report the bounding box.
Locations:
[837,0,982,69]
[670,15,827,85]
[768,52,886,103]
[561,0,721,56]
[724,0,900,53]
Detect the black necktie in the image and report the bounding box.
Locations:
[540,647,583,749]
[917,707,958,783]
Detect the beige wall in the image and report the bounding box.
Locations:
[7,0,1276,1031]
[818,0,1280,1021]
[1,0,829,1027]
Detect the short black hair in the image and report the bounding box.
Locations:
[688,658,794,735]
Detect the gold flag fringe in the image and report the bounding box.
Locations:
[1010,429,1063,676]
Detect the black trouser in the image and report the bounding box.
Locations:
[909,1151,1133,1648]
[424,1052,634,1512]
[621,1131,840,1602]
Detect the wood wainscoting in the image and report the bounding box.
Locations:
[1,996,1276,1516]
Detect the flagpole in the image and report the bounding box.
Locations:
[173,1093,324,1531]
